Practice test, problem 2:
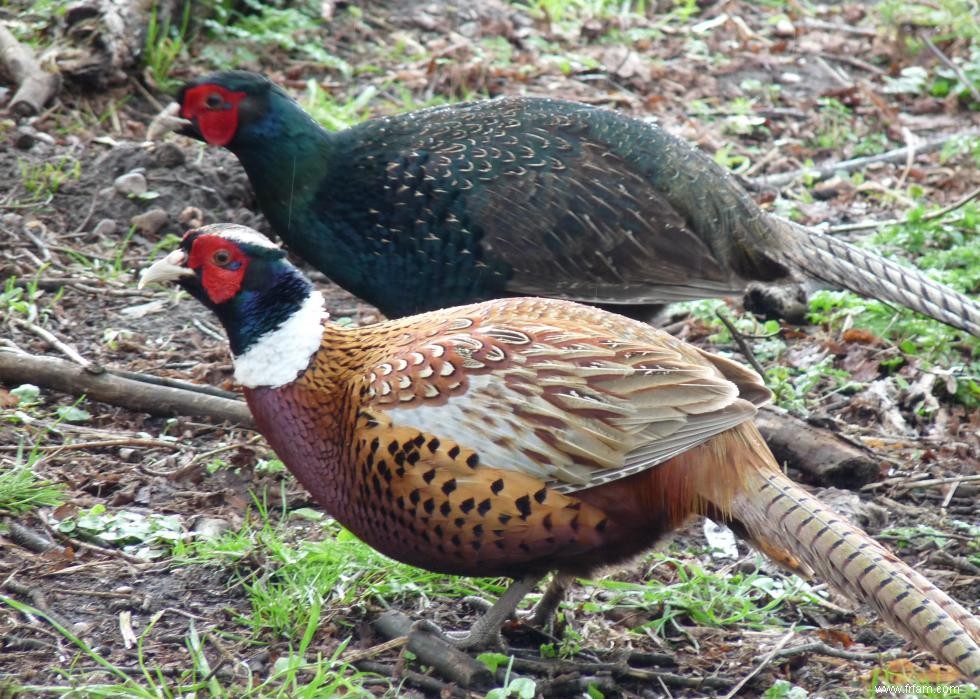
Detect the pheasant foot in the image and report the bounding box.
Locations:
[416,574,544,650]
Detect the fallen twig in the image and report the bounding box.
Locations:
[714,310,767,378]
[353,660,470,697]
[36,517,146,565]
[0,22,61,117]
[919,32,980,103]
[340,636,408,663]
[722,628,796,698]
[110,367,239,400]
[826,186,980,234]
[0,351,254,426]
[771,640,899,663]
[752,130,980,189]
[2,577,72,631]
[862,473,980,491]
[10,317,91,368]
[0,437,181,453]
[507,655,734,690]
[5,521,58,553]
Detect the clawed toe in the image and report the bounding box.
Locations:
[411,618,504,650]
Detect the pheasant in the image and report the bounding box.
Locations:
[139,223,980,679]
[159,70,980,335]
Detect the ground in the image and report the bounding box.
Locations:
[1,0,979,697]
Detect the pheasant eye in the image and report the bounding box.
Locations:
[206,93,224,109]
[212,249,232,266]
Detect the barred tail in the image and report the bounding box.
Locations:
[770,220,979,337]
[724,424,980,680]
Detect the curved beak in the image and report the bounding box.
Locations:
[145,101,196,141]
[139,249,193,289]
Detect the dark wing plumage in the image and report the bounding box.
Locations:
[330,97,786,315]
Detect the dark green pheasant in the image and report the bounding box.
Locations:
[170,71,979,335]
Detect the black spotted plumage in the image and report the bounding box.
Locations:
[175,71,979,334]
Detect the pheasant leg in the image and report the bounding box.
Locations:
[527,573,572,628]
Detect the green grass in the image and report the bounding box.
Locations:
[0,385,73,515]
[173,486,509,640]
[877,0,980,109]
[583,553,821,641]
[509,0,651,23]
[299,78,475,133]
[808,97,856,151]
[0,461,64,515]
[142,2,191,91]
[199,0,350,75]
[1,595,383,698]
[16,156,81,205]
[880,0,980,42]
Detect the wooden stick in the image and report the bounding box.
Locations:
[826,185,980,234]
[755,407,881,488]
[752,130,980,189]
[0,351,253,426]
[0,23,61,117]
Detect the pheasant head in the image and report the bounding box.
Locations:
[139,223,326,388]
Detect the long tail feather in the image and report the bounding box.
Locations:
[724,424,980,680]
[770,220,980,337]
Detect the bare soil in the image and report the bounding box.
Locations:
[1,1,978,696]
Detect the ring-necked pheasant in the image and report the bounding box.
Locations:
[140,223,980,679]
[159,70,979,335]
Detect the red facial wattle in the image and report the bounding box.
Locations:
[186,234,249,304]
[180,84,247,146]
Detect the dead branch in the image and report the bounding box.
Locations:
[5,521,58,553]
[722,629,796,698]
[826,185,980,234]
[919,32,980,103]
[770,640,899,663]
[0,351,253,426]
[353,660,469,698]
[752,130,980,189]
[57,0,183,87]
[756,407,881,489]
[507,654,734,690]
[0,22,61,117]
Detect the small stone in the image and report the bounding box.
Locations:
[192,517,232,541]
[773,18,795,37]
[778,72,802,84]
[2,213,23,230]
[152,142,185,168]
[113,585,134,594]
[178,206,203,228]
[131,208,168,235]
[14,128,35,150]
[98,186,115,200]
[92,218,116,237]
[114,171,147,196]
[118,447,136,461]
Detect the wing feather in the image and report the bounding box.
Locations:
[359,299,768,492]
